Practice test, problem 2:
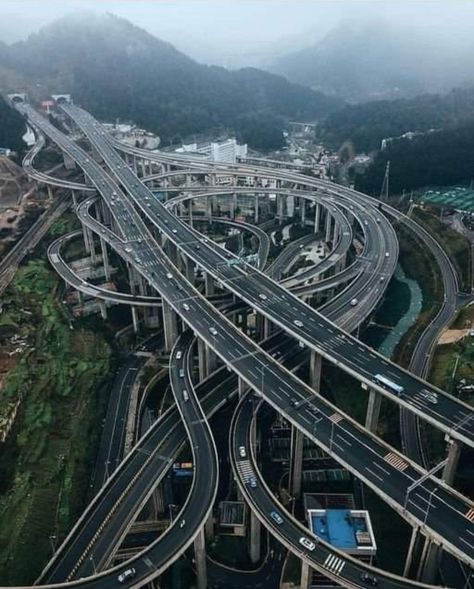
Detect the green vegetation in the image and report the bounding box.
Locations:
[411,207,471,292]
[356,121,474,196]
[0,260,114,584]
[392,223,444,369]
[0,96,25,158]
[321,87,474,153]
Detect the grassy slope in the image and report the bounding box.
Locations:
[0,259,113,584]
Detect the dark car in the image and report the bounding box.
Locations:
[360,573,378,586]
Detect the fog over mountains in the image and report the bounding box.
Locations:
[0,12,341,149]
[270,19,474,103]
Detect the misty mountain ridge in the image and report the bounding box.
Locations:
[270,19,474,103]
[0,11,342,149]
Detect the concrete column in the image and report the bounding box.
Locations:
[277,195,284,224]
[300,561,311,589]
[81,222,91,254]
[63,152,76,170]
[99,301,108,320]
[254,194,259,224]
[263,317,272,339]
[325,212,332,243]
[238,377,246,399]
[205,515,214,542]
[232,193,237,219]
[100,238,111,281]
[162,301,178,351]
[300,198,306,226]
[132,155,138,175]
[193,527,207,589]
[309,350,322,391]
[205,273,215,297]
[314,203,321,233]
[290,426,304,498]
[206,196,212,221]
[365,389,381,433]
[332,218,339,244]
[198,339,208,380]
[442,438,461,486]
[131,307,140,334]
[185,258,195,284]
[189,199,194,228]
[240,312,248,335]
[403,526,420,578]
[47,184,53,201]
[70,189,78,207]
[249,509,261,564]
[418,539,440,584]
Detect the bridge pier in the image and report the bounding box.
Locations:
[99,300,108,320]
[63,151,76,170]
[198,339,208,380]
[300,198,306,226]
[194,527,208,589]
[205,273,215,297]
[206,196,212,222]
[442,437,461,486]
[300,561,311,589]
[289,426,304,499]
[188,199,194,228]
[254,194,259,224]
[325,212,332,243]
[314,203,321,233]
[365,389,381,433]
[131,306,140,334]
[309,350,322,391]
[100,238,111,281]
[162,300,178,351]
[249,509,261,564]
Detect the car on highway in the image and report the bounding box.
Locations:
[209,327,218,336]
[360,573,378,586]
[299,537,316,551]
[182,390,189,402]
[183,303,190,311]
[172,229,177,234]
[350,298,358,307]
[179,368,185,378]
[290,398,301,408]
[179,519,186,528]
[248,476,257,488]
[176,351,183,360]
[293,320,303,327]
[259,293,268,300]
[118,567,136,584]
[239,446,246,458]
[270,510,283,525]
[166,272,173,279]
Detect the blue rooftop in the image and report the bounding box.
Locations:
[310,509,368,550]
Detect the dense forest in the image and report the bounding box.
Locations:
[320,87,474,153]
[0,13,341,151]
[0,96,25,157]
[355,122,474,195]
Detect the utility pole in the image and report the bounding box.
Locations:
[380,160,390,202]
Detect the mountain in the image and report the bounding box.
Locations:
[0,96,26,156]
[0,12,342,150]
[270,19,474,103]
[319,87,474,153]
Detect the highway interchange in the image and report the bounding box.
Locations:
[4,96,474,588]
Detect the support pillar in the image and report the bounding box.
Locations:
[238,377,246,399]
[263,317,272,339]
[162,301,178,351]
[47,184,53,201]
[205,273,215,297]
[418,539,441,584]
[232,193,237,220]
[300,198,306,226]
[206,196,212,221]
[442,438,461,486]
[365,389,381,433]
[99,301,108,320]
[131,307,140,334]
[289,426,304,498]
[254,194,259,224]
[100,238,111,281]
[309,350,322,391]
[194,527,207,589]
[332,219,339,244]
[300,561,311,589]
[249,509,261,564]
[198,339,208,380]
[314,203,321,233]
[325,212,332,243]
[189,199,194,228]
[403,526,420,578]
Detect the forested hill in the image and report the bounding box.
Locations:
[320,87,474,153]
[0,96,26,157]
[355,123,474,196]
[0,12,342,150]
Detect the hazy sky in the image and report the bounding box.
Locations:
[1,1,474,66]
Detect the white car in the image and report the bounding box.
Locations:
[299,537,316,551]
[293,320,303,328]
[350,299,358,307]
[118,568,136,583]
[183,303,190,311]
[209,327,218,336]
[166,272,173,279]
[176,351,182,360]
[258,293,268,300]
[239,446,246,458]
